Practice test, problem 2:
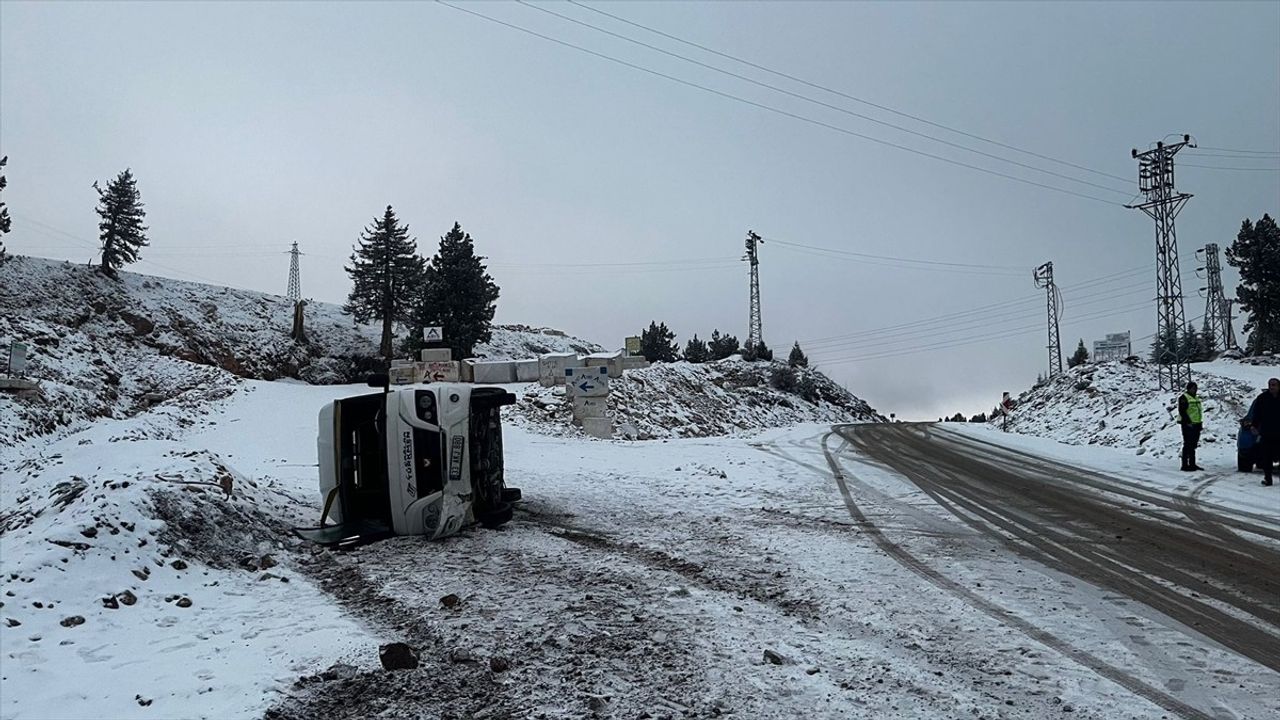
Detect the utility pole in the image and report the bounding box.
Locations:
[1033,261,1063,378]
[744,230,764,352]
[1196,243,1236,352]
[286,242,307,342]
[1127,135,1194,391]
[286,241,303,303]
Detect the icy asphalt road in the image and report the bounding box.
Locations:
[830,423,1280,720]
[266,421,1278,720]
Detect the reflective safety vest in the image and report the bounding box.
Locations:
[1183,393,1203,424]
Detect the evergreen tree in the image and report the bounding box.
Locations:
[708,330,740,361]
[639,321,679,363]
[0,156,10,265]
[1225,214,1280,355]
[1149,326,1180,365]
[788,341,809,368]
[408,222,499,360]
[1200,319,1218,361]
[753,340,773,362]
[1179,323,1203,364]
[344,205,425,361]
[1067,339,1089,368]
[683,334,710,363]
[93,169,148,279]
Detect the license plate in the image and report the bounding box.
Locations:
[448,436,464,481]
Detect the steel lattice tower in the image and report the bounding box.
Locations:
[1033,261,1063,378]
[1197,243,1236,352]
[744,230,763,351]
[286,241,303,302]
[1127,135,1194,390]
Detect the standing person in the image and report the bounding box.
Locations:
[1248,377,1280,486]
[1178,382,1204,471]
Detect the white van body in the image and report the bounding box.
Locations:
[301,383,517,545]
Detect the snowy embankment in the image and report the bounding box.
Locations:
[1,255,900,718]
[512,359,884,439]
[995,356,1279,463]
[0,255,599,448]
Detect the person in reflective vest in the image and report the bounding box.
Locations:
[1178,381,1204,471]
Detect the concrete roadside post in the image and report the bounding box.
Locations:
[566,366,612,438]
[1,341,39,395]
[7,341,27,377]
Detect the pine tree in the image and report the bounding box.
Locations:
[639,321,678,363]
[708,330,740,361]
[407,222,499,360]
[683,334,710,363]
[1225,214,1280,355]
[788,341,809,368]
[0,156,11,265]
[1200,319,1218,361]
[344,205,425,361]
[1067,339,1089,368]
[746,339,773,362]
[1179,323,1203,364]
[93,169,148,279]
[1149,326,1180,365]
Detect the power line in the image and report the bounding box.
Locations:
[435,1,1126,207]
[11,213,230,286]
[795,264,1156,346]
[1186,151,1280,159]
[1194,146,1280,156]
[808,301,1151,365]
[517,0,1132,197]
[761,235,1029,275]
[564,0,1135,186]
[802,281,1161,355]
[1180,163,1280,172]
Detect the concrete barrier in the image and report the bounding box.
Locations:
[621,356,650,371]
[585,351,624,378]
[538,352,578,387]
[471,360,517,384]
[460,359,476,383]
[515,359,540,382]
[420,348,453,363]
[581,416,613,439]
[418,361,460,383]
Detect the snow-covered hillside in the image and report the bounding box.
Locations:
[0,255,599,447]
[512,359,884,439]
[474,324,602,359]
[996,356,1279,462]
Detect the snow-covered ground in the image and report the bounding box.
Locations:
[996,356,1280,465]
[3,261,1277,718]
[5,374,1276,718]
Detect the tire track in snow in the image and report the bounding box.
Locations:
[822,426,1215,720]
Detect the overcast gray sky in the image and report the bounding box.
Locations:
[3,1,1277,419]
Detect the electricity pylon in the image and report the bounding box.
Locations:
[1127,135,1194,390]
[744,230,763,351]
[1033,261,1063,378]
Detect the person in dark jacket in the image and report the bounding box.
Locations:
[1178,381,1204,471]
[1247,377,1280,486]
